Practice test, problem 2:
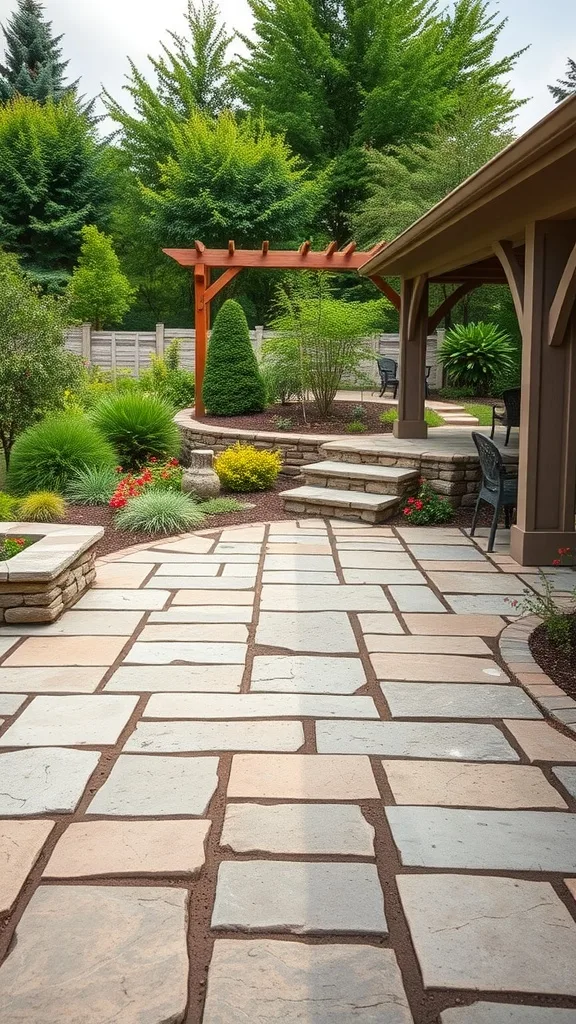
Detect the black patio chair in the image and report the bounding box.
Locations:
[391,365,432,400]
[377,357,398,397]
[470,432,518,552]
[490,388,521,446]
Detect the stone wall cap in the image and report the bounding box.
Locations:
[0,524,103,582]
[175,410,339,445]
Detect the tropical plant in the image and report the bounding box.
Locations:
[114,489,206,534]
[91,392,180,470]
[65,465,119,505]
[199,497,248,514]
[402,480,454,525]
[7,414,117,495]
[0,491,18,520]
[0,252,84,467]
[438,322,515,394]
[549,58,576,104]
[67,226,135,329]
[0,0,76,103]
[215,443,282,492]
[203,300,266,416]
[17,490,67,522]
[138,340,195,410]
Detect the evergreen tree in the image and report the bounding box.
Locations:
[549,59,576,104]
[67,225,135,329]
[202,299,266,415]
[0,0,76,103]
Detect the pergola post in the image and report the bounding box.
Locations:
[510,220,576,565]
[193,264,210,417]
[394,276,429,439]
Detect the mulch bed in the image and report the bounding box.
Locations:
[199,401,395,435]
[529,616,576,699]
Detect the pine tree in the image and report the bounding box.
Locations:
[549,59,576,104]
[202,299,266,415]
[0,0,76,103]
[67,226,135,329]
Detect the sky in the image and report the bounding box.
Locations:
[0,0,575,136]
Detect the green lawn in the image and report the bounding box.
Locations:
[465,404,494,427]
[380,408,444,428]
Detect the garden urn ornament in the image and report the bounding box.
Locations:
[182,449,221,499]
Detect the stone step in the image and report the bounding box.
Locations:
[301,460,418,495]
[280,485,400,524]
[440,415,479,426]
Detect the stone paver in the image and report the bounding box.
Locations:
[358,613,404,633]
[367,635,491,655]
[148,575,254,588]
[337,551,414,569]
[262,570,340,584]
[0,694,25,714]
[144,692,378,719]
[221,803,375,855]
[383,760,567,808]
[371,653,507,682]
[3,635,130,667]
[0,637,18,658]
[261,584,391,611]
[212,860,387,934]
[0,695,137,747]
[389,586,446,612]
[202,940,413,1024]
[149,606,253,622]
[317,721,519,760]
[256,611,358,653]
[387,807,576,870]
[0,886,189,1023]
[124,719,304,752]
[125,641,247,664]
[105,664,244,692]
[0,820,54,912]
[93,561,154,588]
[0,667,106,693]
[431,571,527,593]
[404,613,506,635]
[139,623,248,642]
[446,595,523,615]
[227,754,379,799]
[553,766,576,798]
[173,589,254,604]
[44,819,209,877]
[87,754,219,815]
[344,569,425,585]
[442,1005,576,1023]
[1,610,144,636]
[380,683,541,718]
[398,874,576,995]
[264,554,336,571]
[251,655,366,693]
[0,748,100,814]
[504,720,576,761]
[409,545,485,561]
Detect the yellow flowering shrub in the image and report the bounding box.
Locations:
[215,443,282,492]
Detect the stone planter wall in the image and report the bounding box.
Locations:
[327,448,483,508]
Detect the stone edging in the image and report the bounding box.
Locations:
[499,615,576,733]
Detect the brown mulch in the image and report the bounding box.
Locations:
[199,401,395,436]
[529,616,576,699]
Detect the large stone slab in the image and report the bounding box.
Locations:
[380,683,542,719]
[1,610,144,636]
[124,719,304,753]
[124,641,247,664]
[442,1003,576,1023]
[553,766,576,799]
[202,940,413,1024]
[403,614,506,636]
[251,655,366,693]
[430,572,526,594]
[446,595,523,615]
[0,885,189,1023]
[0,695,138,747]
[148,576,254,589]
[387,807,576,871]
[94,562,155,588]
[256,611,358,653]
[383,760,568,809]
[0,748,100,814]
[144,692,378,719]
[316,721,519,760]
[139,623,248,643]
[367,635,491,655]
[212,860,388,934]
[338,551,414,569]
[260,585,391,612]
[128,552,258,564]
[344,570,425,585]
[0,637,18,658]
[0,820,54,912]
[397,528,471,543]
[409,545,485,561]
[0,694,25,714]
[505,721,576,761]
[227,754,379,799]
[389,586,446,613]
[398,874,576,995]
[173,589,255,604]
[44,819,209,877]
[105,665,244,692]
[358,613,404,634]
[263,554,336,571]
[87,754,219,815]
[0,667,106,693]
[220,803,375,855]
[371,653,507,683]
[3,635,130,667]
[148,606,253,623]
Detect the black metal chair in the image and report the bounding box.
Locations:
[376,357,398,397]
[491,388,521,446]
[471,432,518,552]
[391,365,431,400]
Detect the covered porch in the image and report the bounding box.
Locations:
[359,96,576,566]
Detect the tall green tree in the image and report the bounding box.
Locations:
[0,0,75,103]
[67,225,135,329]
[549,58,576,103]
[0,96,112,290]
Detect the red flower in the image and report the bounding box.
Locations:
[403,508,412,516]
[553,559,561,566]
[407,497,415,505]
[415,500,423,510]
[149,457,157,463]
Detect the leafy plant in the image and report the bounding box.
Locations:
[345,421,367,433]
[402,480,454,525]
[139,340,195,410]
[274,416,294,431]
[109,458,182,509]
[65,465,119,505]
[18,491,67,522]
[439,322,515,394]
[199,497,248,514]
[260,334,303,405]
[509,556,576,653]
[380,408,444,428]
[439,385,476,400]
[351,404,367,421]
[0,491,19,520]
[67,225,135,329]
[7,414,117,495]
[215,443,282,492]
[203,300,266,416]
[114,489,206,534]
[91,392,180,469]
[0,536,31,560]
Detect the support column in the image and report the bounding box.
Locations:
[194,265,210,417]
[510,221,576,565]
[394,276,429,439]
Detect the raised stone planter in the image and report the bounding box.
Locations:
[499,614,576,734]
[0,523,103,624]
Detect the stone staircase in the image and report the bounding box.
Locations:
[280,455,419,523]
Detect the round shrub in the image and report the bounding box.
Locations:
[439,322,515,394]
[91,392,180,470]
[114,489,206,534]
[7,415,117,495]
[17,491,67,522]
[215,443,282,492]
[66,465,119,505]
[202,299,266,416]
[0,491,19,520]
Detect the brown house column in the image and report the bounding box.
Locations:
[394,276,429,439]
[510,220,576,565]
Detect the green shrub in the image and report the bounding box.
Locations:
[215,443,282,492]
[18,491,67,522]
[438,385,476,400]
[139,341,195,410]
[115,489,206,534]
[66,465,119,505]
[0,491,18,520]
[199,497,249,514]
[380,408,444,427]
[91,392,180,470]
[203,300,266,415]
[402,480,454,525]
[345,421,368,433]
[7,415,117,495]
[260,334,303,405]
[439,322,515,394]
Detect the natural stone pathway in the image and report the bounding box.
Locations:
[1,519,576,1023]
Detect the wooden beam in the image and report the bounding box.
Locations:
[195,240,205,255]
[164,246,374,270]
[204,267,243,304]
[342,241,357,257]
[407,274,428,339]
[493,240,525,327]
[548,239,576,346]
[325,241,338,258]
[262,240,269,256]
[428,282,478,334]
[300,241,311,256]
[193,264,208,417]
[369,275,401,311]
[228,240,235,256]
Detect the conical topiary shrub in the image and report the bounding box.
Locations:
[202,299,266,416]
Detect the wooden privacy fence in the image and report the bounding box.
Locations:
[65,324,445,389]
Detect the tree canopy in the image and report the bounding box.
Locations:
[67,225,135,329]
[0,0,75,103]
[549,58,576,104]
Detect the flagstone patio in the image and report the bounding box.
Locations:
[1,518,576,1024]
